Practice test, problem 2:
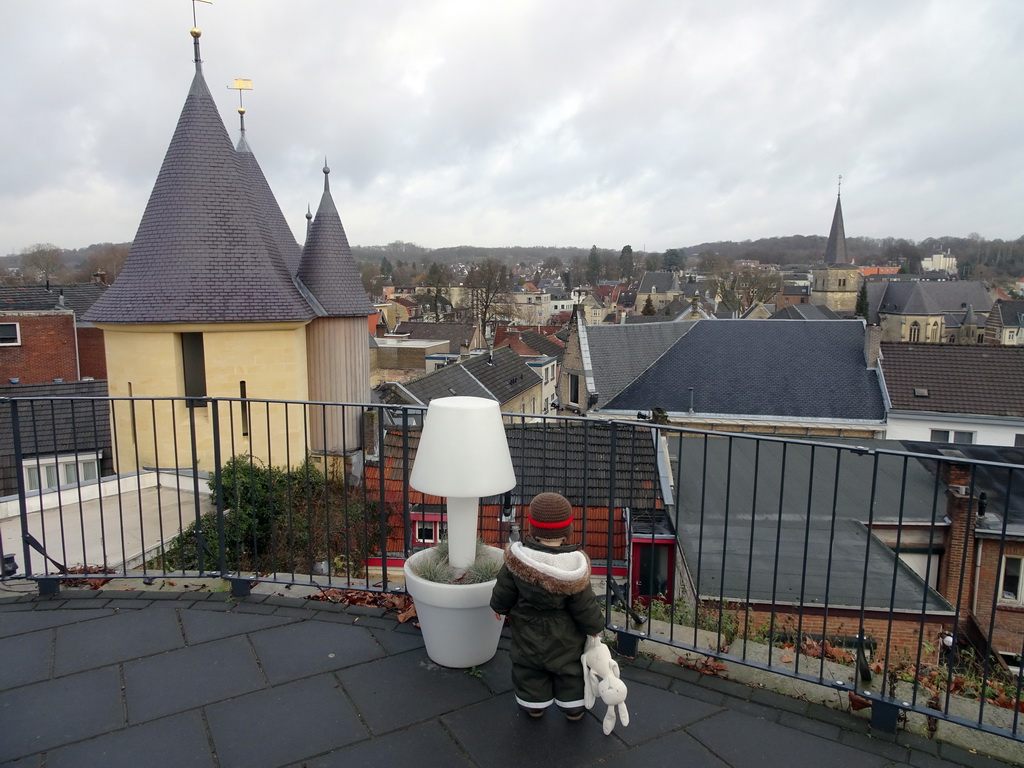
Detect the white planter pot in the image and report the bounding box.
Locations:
[403,545,505,668]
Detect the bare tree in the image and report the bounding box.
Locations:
[72,243,129,283]
[20,243,66,283]
[465,257,514,344]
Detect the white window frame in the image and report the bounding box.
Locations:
[0,322,21,346]
[23,451,101,492]
[999,556,1023,605]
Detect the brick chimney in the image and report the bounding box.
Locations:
[864,323,881,369]
[937,462,977,610]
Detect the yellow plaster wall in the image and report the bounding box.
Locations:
[100,324,310,474]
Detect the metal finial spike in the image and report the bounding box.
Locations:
[838,174,843,197]
[306,204,313,221]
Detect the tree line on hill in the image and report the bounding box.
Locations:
[5,231,1022,289]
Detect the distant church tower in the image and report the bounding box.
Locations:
[823,177,849,265]
[85,26,372,472]
[811,177,860,316]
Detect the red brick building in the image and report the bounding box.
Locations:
[0,284,108,385]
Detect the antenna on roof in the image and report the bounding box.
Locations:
[228,78,253,137]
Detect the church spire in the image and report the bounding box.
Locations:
[823,175,849,265]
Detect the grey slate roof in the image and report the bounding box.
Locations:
[461,346,541,404]
[603,320,885,421]
[994,299,1024,328]
[900,441,1024,529]
[880,343,1024,417]
[675,435,951,611]
[296,169,376,317]
[866,280,993,324]
[0,284,107,315]
[503,421,661,509]
[392,322,475,354]
[823,194,848,265]
[582,321,697,408]
[84,66,315,325]
[518,330,564,360]
[637,271,679,294]
[0,380,111,496]
[383,346,539,407]
[770,304,840,320]
[235,131,302,277]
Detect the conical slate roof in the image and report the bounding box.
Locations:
[236,124,303,277]
[296,168,376,317]
[823,193,848,265]
[85,59,314,325]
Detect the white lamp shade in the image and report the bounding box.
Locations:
[409,396,517,498]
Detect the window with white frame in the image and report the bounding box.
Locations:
[0,322,20,346]
[1001,556,1022,604]
[414,516,446,544]
[23,452,101,491]
[930,429,974,444]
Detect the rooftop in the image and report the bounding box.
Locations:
[1,589,1016,767]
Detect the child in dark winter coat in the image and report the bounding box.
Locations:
[490,492,604,720]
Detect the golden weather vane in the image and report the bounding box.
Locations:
[228,78,253,115]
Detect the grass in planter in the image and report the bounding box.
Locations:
[411,540,503,584]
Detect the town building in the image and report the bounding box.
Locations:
[82,27,374,473]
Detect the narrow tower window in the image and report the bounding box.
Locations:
[181,333,207,406]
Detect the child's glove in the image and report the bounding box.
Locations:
[581,635,629,735]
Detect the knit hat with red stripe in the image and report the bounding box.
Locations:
[528,492,574,540]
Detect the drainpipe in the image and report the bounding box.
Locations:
[973,539,982,616]
[972,493,986,616]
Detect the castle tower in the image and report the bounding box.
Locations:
[84,25,371,472]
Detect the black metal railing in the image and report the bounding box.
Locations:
[1,395,1021,742]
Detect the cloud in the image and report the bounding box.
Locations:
[3,0,1023,257]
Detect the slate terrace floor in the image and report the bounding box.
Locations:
[0,588,1019,768]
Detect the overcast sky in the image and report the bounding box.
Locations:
[3,1,1022,257]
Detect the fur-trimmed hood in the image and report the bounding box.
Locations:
[505,541,592,595]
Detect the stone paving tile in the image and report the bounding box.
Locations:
[475,648,514,695]
[619,663,674,690]
[688,709,893,768]
[442,694,627,768]
[206,675,367,768]
[178,608,294,645]
[611,679,723,747]
[669,678,730,708]
[53,608,185,675]
[594,728,732,768]
[0,629,52,689]
[0,666,124,761]
[336,652,493,734]
[0,610,108,638]
[43,711,214,768]
[123,635,265,724]
[248,620,384,684]
[294,721,474,768]
[366,625,426,656]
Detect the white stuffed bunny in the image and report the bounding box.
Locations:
[581,635,630,735]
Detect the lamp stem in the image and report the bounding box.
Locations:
[446,496,479,570]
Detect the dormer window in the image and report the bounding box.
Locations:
[0,323,20,346]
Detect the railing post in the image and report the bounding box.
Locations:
[870,698,901,735]
[187,399,207,574]
[211,398,227,576]
[8,398,33,579]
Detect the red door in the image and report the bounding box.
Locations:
[630,537,675,606]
